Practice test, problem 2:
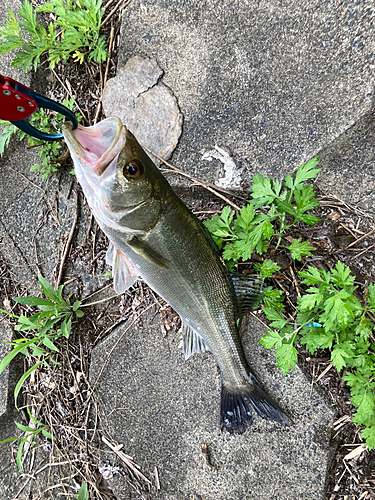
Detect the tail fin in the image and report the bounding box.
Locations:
[247,383,292,426]
[220,385,253,434]
[220,382,292,434]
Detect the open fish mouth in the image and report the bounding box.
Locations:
[62,116,126,176]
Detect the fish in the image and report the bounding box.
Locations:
[62,116,291,433]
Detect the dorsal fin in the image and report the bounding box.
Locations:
[106,242,139,294]
[229,273,263,317]
[182,323,210,360]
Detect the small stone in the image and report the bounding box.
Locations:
[102,56,183,165]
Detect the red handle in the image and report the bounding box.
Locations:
[0,75,38,121]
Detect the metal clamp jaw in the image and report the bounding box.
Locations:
[0,74,78,141]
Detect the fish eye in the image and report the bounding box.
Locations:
[123,159,144,180]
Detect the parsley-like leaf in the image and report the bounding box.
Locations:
[253,259,280,279]
[286,238,316,261]
[331,261,356,289]
[299,266,331,286]
[275,342,298,375]
[300,326,334,353]
[251,173,282,208]
[360,426,375,450]
[259,330,284,350]
[262,307,288,329]
[331,344,352,371]
[298,287,325,310]
[293,156,321,189]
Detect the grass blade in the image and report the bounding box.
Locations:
[0,340,36,376]
[13,297,53,306]
[14,361,43,409]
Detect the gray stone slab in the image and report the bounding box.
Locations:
[118,0,375,196]
[0,321,14,417]
[90,310,336,500]
[0,411,21,500]
[318,112,375,213]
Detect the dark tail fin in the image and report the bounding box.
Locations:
[220,385,253,434]
[220,382,292,434]
[247,383,292,426]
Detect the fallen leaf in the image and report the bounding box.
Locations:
[328,211,341,221]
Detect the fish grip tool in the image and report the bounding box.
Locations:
[0,74,78,141]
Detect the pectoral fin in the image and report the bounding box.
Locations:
[106,242,139,294]
[229,273,264,316]
[128,236,170,268]
[182,323,209,360]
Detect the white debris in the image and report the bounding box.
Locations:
[99,465,123,480]
[201,145,244,189]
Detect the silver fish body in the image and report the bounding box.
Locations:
[63,117,290,432]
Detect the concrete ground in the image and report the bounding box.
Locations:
[90,311,335,500]
[0,0,374,498]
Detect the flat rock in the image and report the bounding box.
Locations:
[102,56,183,163]
[0,321,14,417]
[0,410,21,500]
[318,112,375,212]
[119,0,375,198]
[90,310,336,500]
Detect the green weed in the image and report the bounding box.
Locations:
[75,481,89,500]
[0,405,53,471]
[204,157,320,269]
[0,275,84,469]
[204,159,375,450]
[260,262,375,449]
[0,274,84,408]
[0,0,108,72]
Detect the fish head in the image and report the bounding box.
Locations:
[62,117,166,233]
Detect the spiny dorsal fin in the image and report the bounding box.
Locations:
[229,273,263,317]
[127,236,170,268]
[182,323,210,360]
[106,242,139,294]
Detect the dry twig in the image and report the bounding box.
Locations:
[101,0,132,27]
[143,144,243,210]
[56,190,79,288]
[201,443,218,471]
[101,436,152,484]
[347,227,375,248]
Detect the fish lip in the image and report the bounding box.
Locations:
[62,121,85,160]
[62,117,125,176]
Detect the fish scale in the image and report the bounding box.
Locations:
[63,117,291,433]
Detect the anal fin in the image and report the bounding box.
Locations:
[182,323,209,360]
